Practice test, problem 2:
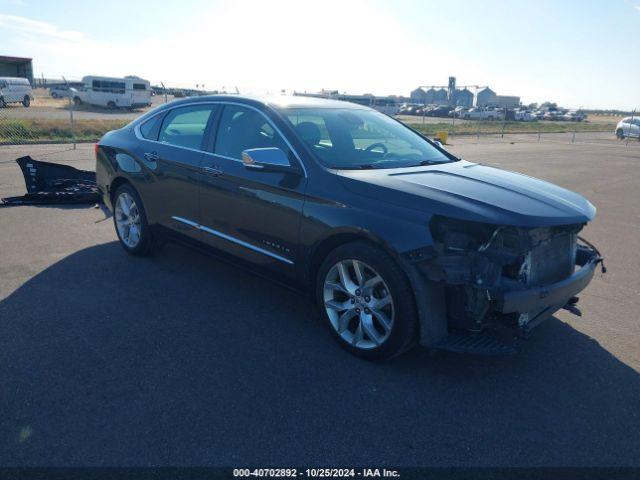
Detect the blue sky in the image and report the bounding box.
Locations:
[0,0,638,109]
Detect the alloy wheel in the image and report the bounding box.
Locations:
[114,192,142,248]
[323,259,395,349]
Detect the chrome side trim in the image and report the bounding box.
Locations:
[172,215,199,229]
[134,101,307,177]
[171,215,294,265]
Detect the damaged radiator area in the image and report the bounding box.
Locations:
[421,216,591,336]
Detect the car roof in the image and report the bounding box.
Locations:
[130,93,374,129]
[169,94,371,111]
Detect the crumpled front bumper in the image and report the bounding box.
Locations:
[493,245,601,315]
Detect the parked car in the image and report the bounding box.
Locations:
[543,111,562,121]
[0,76,33,107]
[615,116,640,139]
[449,106,470,118]
[50,85,69,98]
[533,110,545,120]
[49,83,83,99]
[426,105,453,118]
[564,111,585,122]
[514,110,537,122]
[96,95,602,359]
[72,75,152,109]
[463,107,504,120]
[398,104,421,116]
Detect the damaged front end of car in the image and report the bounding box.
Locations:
[417,215,604,353]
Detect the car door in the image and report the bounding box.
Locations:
[131,103,217,239]
[197,103,307,277]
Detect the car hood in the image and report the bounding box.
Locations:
[337,160,595,227]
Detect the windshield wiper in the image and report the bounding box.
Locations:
[358,164,381,170]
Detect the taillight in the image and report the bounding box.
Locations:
[94,143,99,158]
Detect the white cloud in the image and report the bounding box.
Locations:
[0,13,84,41]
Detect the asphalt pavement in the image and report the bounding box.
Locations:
[0,136,639,467]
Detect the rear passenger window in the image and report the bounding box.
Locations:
[159,105,216,150]
[214,105,289,159]
[139,115,162,140]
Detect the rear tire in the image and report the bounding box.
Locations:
[316,242,418,360]
[107,101,116,109]
[0,97,5,108]
[112,184,159,256]
[22,96,30,107]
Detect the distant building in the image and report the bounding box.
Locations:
[491,95,521,108]
[423,88,436,104]
[476,87,496,107]
[410,87,436,104]
[433,88,448,105]
[454,88,474,107]
[0,55,33,85]
[412,86,456,105]
[409,87,425,103]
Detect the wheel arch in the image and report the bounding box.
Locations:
[306,227,448,348]
[305,228,400,290]
[109,176,134,205]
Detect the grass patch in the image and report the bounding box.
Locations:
[405,120,617,136]
[0,117,618,145]
[0,118,128,144]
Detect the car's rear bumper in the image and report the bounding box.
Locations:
[493,246,600,314]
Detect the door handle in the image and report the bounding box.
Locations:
[143,151,159,161]
[202,166,223,177]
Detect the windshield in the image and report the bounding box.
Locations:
[282,107,454,169]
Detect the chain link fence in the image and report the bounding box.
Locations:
[1,78,638,164]
[395,107,640,148]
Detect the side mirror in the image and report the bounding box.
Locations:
[242,147,292,172]
[432,138,446,150]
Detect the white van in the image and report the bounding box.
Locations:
[73,75,152,109]
[0,77,33,107]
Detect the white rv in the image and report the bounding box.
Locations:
[0,77,33,107]
[73,75,151,109]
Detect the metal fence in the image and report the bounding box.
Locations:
[0,79,173,148]
[1,80,638,155]
[395,107,640,148]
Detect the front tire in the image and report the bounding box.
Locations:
[316,242,418,360]
[112,184,158,256]
[22,96,30,107]
[616,129,625,140]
